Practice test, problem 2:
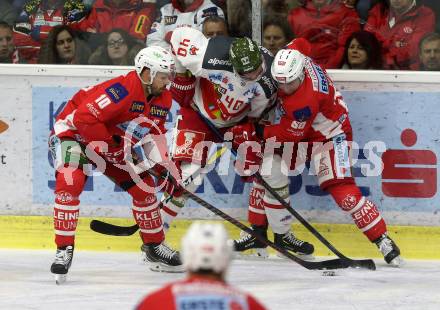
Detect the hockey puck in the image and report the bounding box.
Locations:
[321,270,337,276]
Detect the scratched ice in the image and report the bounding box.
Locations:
[0,250,438,310]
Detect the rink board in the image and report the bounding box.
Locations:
[1,65,440,225]
[0,216,439,260]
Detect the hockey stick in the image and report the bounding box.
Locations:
[89,146,228,236]
[91,96,279,236]
[181,185,349,270]
[197,111,376,271]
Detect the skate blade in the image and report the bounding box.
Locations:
[276,252,315,261]
[388,255,405,268]
[233,248,269,260]
[148,262,185,273]
[54,274,67,285]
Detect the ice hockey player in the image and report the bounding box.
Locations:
[135,222,268,310]
[161,26,314,256]
[49,46,184,283]
[228,42,403,266]
[146,0,224,49]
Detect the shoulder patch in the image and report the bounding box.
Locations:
[130,101,145,113]
[149,105,169,119]
[202,36,234,72]
[164,15,177,25]
[307,61,329,94]
[293,106,312,121]
[105,83,128,103]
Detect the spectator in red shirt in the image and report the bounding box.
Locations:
[136,222,268,310]
[77,0,156,43]
[12,0,87,63]
[365,0,435,70]
[340,30,383,69]
[287,0,361,68]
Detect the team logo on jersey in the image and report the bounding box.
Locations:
[105,83,128,103]
[149,105,169,119]
[56,191,74,204]
[341,194,357,211]
[130,101,145,113]
[189,45,199,55]
[164,16,177,25]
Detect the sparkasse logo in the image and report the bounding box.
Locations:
[0,120,8,134]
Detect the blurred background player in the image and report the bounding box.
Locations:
[146,0,224,49]
[136,222,268,310]
[49,46,182,283]
[229,44,402,266]
[163,27,314,257]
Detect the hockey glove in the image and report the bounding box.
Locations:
[151,164,184,198]
[229,122,264,182]
[98,135,126,164]
[171,74,196,108]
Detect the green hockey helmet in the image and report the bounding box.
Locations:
[229,37,263,75]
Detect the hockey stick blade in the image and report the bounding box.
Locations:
[346,258,376,270]
[90,220,139,236]
[194,110,376,271]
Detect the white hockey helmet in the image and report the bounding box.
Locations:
[134,46,175,84]
[271,49,306,84]
[181,222,233,274]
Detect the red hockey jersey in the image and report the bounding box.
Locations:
[264,58,352,143]
[136,276,267,310]
[54,71,172,145]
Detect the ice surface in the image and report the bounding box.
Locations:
[0,249,439,310]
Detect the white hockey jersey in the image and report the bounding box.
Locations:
[146,0,224,49]
[170,27,278,128]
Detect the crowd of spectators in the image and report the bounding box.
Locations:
[0,0,439,71]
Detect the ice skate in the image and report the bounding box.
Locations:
[141,242,184,273]
[50,245,74,285]
[232,225,269,259]
[374,234,404,267]
[274,231,315,259]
